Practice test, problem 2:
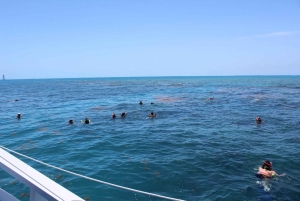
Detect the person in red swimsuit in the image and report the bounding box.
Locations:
[256,160,285,178]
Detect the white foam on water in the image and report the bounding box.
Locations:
[256,180,271,192]
[251,98,261,103]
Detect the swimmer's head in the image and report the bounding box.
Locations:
[17,113,21,118]
[139,101,143,105]
[262,160,272,171]
[69,119,73,124]
[256,117,262,123]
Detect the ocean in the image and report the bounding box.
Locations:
[0,76,299,201]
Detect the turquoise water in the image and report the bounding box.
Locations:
[0,76,299,201]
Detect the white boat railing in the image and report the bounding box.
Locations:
[1,146,185,201]
[0,188,20,201]
[0,147,84,201]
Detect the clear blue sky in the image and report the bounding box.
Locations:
[1,0,299,79]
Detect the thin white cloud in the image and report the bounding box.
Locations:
[237,31,300,40]
[256,31,300,38]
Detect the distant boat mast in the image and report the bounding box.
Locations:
[2,75,4,80]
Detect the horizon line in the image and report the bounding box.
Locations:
[2,75,299,80]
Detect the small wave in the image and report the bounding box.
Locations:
[250,98,261,103]
[90,107,103,110]
[154,96,182,103]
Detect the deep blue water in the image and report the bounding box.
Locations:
[0,76,300,201]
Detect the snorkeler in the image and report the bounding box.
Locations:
[85,117,90,124]
[121,112,126,117]
[256,160,285,178]
[68,119,74,124]
[148,112,156,118]
[139,101,143,105]
[17,113,21,119]
[112,112,116,118]
[256,117,262,124]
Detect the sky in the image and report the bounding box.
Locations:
[0,0,299,79]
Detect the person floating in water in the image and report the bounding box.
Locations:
[148,112,156,118]
[256,117,262,124]
[17,113,21,119]
[121,112,126,117]
[69,119,74,124]
[112,112,116,118]
[256,160,285,179]
[209,97,214,100]
[139,101,143,105]
[85,117,90,124]
[151,102,154,105]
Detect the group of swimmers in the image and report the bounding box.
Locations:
[139,101,154,105]
[68,118,91,124]
[15,101,157,124]
[111,112,127,119]
[67,101,156,124]
[17,113,260,123]
[67,112,156,124]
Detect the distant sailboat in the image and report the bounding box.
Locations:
[2,75,4,80]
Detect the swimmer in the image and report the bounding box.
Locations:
[68,119,74,124]
[139,101,143,105]
[209,97,214,100]
[17,113,21,119]
[148,112,156,118]
[85,117,90,124]
[256,160,285,179]
[151,102,154,105]
[256,117,262,124]
[112,112,116,118]
[121,112,126,117]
